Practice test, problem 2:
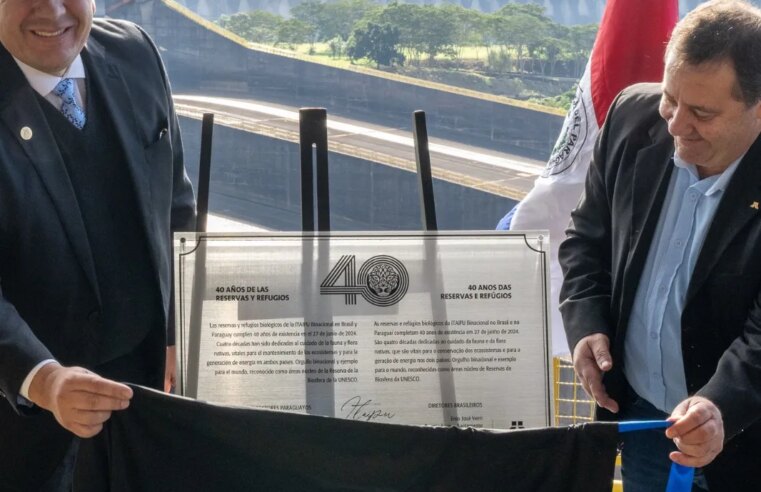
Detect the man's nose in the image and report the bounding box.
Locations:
[667,105,693,137]
[32,0,67,18]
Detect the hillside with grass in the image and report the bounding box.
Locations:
[217,1,595,111]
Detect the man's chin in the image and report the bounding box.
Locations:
[18,41,80,75]
[23,55,73,76]
[674,145,706,166]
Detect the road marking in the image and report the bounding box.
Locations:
[175,95,544,176]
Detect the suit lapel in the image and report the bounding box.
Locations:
[686,135,761,303]
[629,124,674,260]
[0,45,100,302]
[82,38,161,277]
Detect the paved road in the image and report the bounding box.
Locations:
[174,95,546,202]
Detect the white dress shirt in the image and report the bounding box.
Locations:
[14,55,87,112]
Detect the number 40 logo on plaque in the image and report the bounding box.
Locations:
[320,255,409,307]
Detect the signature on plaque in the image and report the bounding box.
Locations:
[340,395,396,422]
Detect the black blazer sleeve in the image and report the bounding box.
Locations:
[0,293,55,412]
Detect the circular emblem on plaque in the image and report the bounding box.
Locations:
[542,88,589,178]
[357,255,409,307]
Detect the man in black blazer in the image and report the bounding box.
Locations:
[560,1,761,490]
[0,1,195,490]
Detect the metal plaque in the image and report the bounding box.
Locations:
[175,231,552,429]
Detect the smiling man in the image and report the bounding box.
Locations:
[0,0,195,490]
[559,0,761,490]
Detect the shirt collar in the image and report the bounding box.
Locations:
[12,55,86,98]
[673,153,743,196]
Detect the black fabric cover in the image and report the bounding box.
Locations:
[104,385,617,491]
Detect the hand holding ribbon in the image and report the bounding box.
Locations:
[619,420,699,492]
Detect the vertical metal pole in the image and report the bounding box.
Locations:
[299,108,334,415]
[414,111,452,419]
[299,108,330,232]
[196,113,214,233]
[413,110,438,231]
[185,113,214,398]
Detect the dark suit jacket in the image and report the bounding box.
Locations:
[0,19,195,490]
[559,83,761,488]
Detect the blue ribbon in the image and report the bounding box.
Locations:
[618,420,695,492]
[666,464,695,492]
[618,420,673,432]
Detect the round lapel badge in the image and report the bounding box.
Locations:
[20,126,33,141]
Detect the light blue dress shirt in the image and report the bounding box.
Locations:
[624,154,741,413]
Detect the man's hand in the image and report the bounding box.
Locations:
[572,333,619,413]
[27,363,132,438]
[666,396,724,467]
[165,345,176,393]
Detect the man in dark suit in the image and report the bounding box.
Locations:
[0,0,195,490]
[560,1,761,490]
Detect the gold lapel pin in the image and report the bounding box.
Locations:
[751,201,760,210]
[20,126,32,141]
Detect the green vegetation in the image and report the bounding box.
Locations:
[217,2,598,109]
[528,85,577,109]
[347,22,405,68]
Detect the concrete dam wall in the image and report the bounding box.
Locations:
[180,117,517,231]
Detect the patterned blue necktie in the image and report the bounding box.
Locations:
[52,78,86,130]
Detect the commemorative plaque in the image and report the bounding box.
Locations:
[175,232,552,429]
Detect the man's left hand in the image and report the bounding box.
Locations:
[666,396,724,467]
[164,346,176,393]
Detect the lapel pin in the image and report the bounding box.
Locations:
[751,201,760,210]
[20,126,32,141]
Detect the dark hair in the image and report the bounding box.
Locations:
[667,0,761,105]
